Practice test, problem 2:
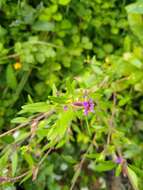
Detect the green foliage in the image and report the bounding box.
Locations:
[1,0,143,190]
[127,166,139,190]
[126,1,143,43]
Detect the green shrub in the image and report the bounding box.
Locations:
[1,0,143,190]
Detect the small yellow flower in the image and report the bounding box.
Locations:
[13,62,22,70]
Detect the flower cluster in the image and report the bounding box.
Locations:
[72,99,94,115]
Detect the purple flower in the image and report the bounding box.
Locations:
[82,99,94,115]
[72,99,94,115]
[115,157,123,164]
[63,105,68,111]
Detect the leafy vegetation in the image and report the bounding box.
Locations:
[1,0,143,189]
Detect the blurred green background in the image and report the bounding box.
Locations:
[1,0,143,189]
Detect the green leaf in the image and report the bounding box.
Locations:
[11,71,30,106]
[35,53,46,64]
[48,96,67,103]
[59,0,71,6]
[62,155,77,164]
[0,149,10,170]
[47,109,74,142]
[6,64,17,89]
[91,125,107,133]
[52,84,58,97]
[115,164,122,177]
[94,161,116,172]
[32,21,55,31]
[11,117,30,124]
[86,153,99,159]
[129,164,143,177]
[15,132,29,142]
[131,58,142,68]
[11,151,18,176]
[1,135,15,144]
[66,79,75,95]
[127,166,139,190]
[23,153,34,167]
[19,102,51,114]
[126,2,143,14]
[44,47,56,58]
[126,13,143,43]
[56,139,66,148]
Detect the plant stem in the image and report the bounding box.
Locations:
[85,117,91,136]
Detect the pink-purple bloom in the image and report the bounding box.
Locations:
[63,105,68,111]
[73,99,94,115]
[115,157,123,164]
[82,99,94,115]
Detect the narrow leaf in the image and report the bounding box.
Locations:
[6,64,17,89]
[94,161,116,172]
[11,151,18,176]
[127,166,139,190]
